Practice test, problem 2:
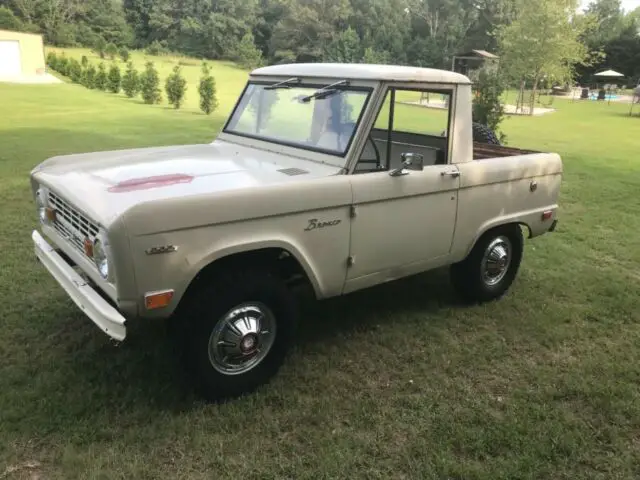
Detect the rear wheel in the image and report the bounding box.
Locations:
[176,267,296,401]
[450,225,523,303]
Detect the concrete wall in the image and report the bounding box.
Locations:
[0,29,45,75]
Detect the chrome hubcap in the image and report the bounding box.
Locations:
[208,302,276,375]
[481,236,512,286]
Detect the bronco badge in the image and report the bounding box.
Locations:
[304,218,341,231]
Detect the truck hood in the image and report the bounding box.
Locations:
[31,140,343,226]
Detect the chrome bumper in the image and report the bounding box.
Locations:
[32,230,127,341]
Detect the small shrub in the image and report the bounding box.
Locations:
[81,55,89,68]
[145,40,166,56]
[165,65,187,109]
[95,62,108,91]
[56,54,69,76]
[106,43,118,60]
[122,61,140,98]
[46,52,58,70]
[140,61,162,104]
[68,58,82,83]
[94,37,107,59]
[107,63,122,93]
[82,64,97,89]
[198,62,218,115]
[119,47,130,63]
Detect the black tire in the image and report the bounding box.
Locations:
[450,225,523,303]
[176,267,297,402]
[472,122,501,145]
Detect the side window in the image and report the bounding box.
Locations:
[355,88,452,173]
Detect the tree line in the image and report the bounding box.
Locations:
[45,51,219,114]
[0,0,636,83]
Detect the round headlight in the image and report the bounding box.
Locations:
[93,239,109,279]
[36,190,47,223]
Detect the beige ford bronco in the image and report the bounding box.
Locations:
[31,63,562,400]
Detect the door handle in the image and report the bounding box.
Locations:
[441,170,460,178]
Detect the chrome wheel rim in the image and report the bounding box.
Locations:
[208,302,276,375]
[481,236,512,286]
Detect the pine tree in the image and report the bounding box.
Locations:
[95,62,108,91]
[82,64,97,89]
[198,62,218,115]
[94,37,107,59]
[119,47,130,63]
[105,43,118,60]
[140,61,162,104]
[234,33,263,69]
[122,61,140,98]
[68,58,82,83]
[107,63,122,93]
[165,65,187,109]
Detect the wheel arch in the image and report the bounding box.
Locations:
[176,241,322,310]
[460,221,528,261]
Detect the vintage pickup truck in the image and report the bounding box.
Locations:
[31,63,562,400]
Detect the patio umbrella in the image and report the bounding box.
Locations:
[594,70,624,104]
[594,69,624,77]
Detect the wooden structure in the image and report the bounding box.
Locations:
[451,49,499,77]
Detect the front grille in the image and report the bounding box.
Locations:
[48,191,99,256]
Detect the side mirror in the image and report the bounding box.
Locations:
[389,152,424,177]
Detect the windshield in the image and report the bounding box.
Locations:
[224,82,372,156]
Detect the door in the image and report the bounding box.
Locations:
[345,86,460,291]
[0,41,21,76]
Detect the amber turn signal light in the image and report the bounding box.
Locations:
[45,207,56,222]
[83,238,94,258]
[145,290,174,310]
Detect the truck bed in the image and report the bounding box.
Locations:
[473,142,540,160]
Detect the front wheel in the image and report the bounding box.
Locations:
[176,268,297,401]
[450,225,524,303]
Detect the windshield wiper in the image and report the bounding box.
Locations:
[264,77,301,90]
[298,80,350,103]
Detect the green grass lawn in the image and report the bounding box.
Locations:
[2,63,640,479]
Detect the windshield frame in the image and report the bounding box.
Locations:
[221,80,375,159]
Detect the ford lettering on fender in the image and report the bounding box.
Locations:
[30,63,562,401]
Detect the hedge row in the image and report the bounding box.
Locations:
[46,52,218,115]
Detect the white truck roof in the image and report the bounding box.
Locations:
[251,63,472,85]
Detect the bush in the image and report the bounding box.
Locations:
[145,40,166,56]
[198,62,218,115]
[106,43,118,60]
[140,61,162,104]
[472,68,507,142]
[82,64,97,89]
[46,52,58,70]
[81,55,89,68]
[107,63,121,93]
[94,37,107,59]
[68,58,83,83]
[119,47,130,63]
[122,61,140,98]
[56,54,69,76]
[95,62,108,91]
[165,65,187,109]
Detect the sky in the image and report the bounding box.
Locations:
[580,0,640,12]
